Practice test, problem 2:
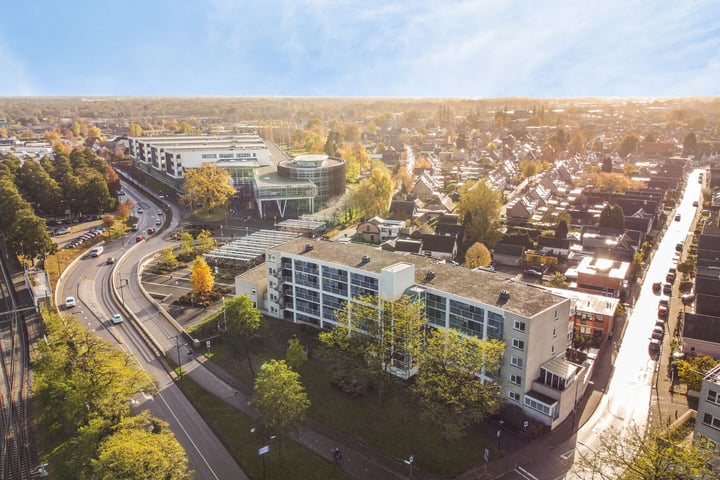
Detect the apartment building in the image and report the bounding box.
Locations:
[694,363,720,464]
[262,238,587,429]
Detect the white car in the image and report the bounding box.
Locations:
[137,208,144,214]
[111,313,124,324]
[65,296,76,308]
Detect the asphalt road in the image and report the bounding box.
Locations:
[57,180,248,480]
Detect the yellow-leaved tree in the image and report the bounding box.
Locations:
[180,163,235,213]
[464,242,492,268]
[190,256,214,296]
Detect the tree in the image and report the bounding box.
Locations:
[222,295,263,376]
[180,163,236,213]
[128,124,144,137]
[600,156,613,173]
[619,133,640,157]
[413,328,505,440]
[323,131,342,157]
[87,126,102,138]
[179,232,194,258]
[352,164,393,217]
[555,218,569,239]
[161,247,179,270]
[117,199,134,220]
[286,338,307,371]
[8,209,56,265]
[251,359,310,453]
[573,423,718,480]
[89,411,191,480]
[464,242,492,268]
[319,295,427,400]
[520,160,538,179]
[190,256,214,295]
[599,204,625,229]
[676,355,718,391]
[683,132,698,156]
[544,272,569,288]
[456,179,503,248]
[196,229,215,252]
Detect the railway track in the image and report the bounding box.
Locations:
[0,255,32,480]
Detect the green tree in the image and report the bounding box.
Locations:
[180,163,236,212]
[223,295,263,376]
[683,132,697,156]
[573,423,718,480]
[251,359,310,456]
[196,229,215,252]
[555,218,569,239]
[599,204,625,229]
[323,130,342,157]
[89,412,191,480]
[286,338,307,371]
[464,242,492,268]
[190,256,214,295]
[456,179,503,248]
[179,232,194,258]
[319,295,427,400]
[676,355,718,391]
[600,156,613,173]
[9,209,56,265]
[413,328,505,440]
[619,133,640,157]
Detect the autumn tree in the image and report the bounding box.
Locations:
[456,179,503,249]
[180,163,236,213]
[251,359,310,453]
[179,232,194,259]
[600,156,613,173]
[190,256,214,295]
[196,229,215,252]
[128,124,144,137]
[464,242,492,268]
[676,355,718,391]
[222,295,263,375]
[89,412,191,480]
[618,133,640,157]
[161,247,179,270]
[352,163,393,218]
[544,272,569,288]
[413,328,505,440]
[682,132,697,156]
[573,423,718,480]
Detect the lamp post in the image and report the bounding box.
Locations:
[404,454,414,479]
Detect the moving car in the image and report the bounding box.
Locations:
[90,246,103,257]
[136,235,145,242]
[675,242,683,253]
[147,227,156,234]
[155,218,161,225]
[693,201,699,207]
[106,257,116,265]
[137,208,143,213]
[111,313,124,324]
[674,214,681,221]
[65,296,76,308]
[652,281,661,293]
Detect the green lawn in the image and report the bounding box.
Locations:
[177,378,352,480]
[191,319,497,477]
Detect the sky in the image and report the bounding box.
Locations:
[1,0,719,98]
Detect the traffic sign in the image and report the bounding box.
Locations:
[258,445,270,456]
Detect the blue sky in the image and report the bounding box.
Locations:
[1,0,719,98]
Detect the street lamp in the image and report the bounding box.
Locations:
[404,454,414,479]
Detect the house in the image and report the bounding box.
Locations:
[574,256,629,298]
[356,217,404,244]
[412,173,441,200]
[693,364,720,464]
[261,237,584,430]
[492,243,526,267]
[537,237,572,258]
[394,238,423,254]
[388,199,420,221]
[420,234,458,261]
[681,313,720,358]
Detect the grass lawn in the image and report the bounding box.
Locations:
[192,319,496,477]
[189,204,230,223]
[177,377,352,480]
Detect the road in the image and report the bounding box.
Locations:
[58,180,248,480]
[496,168,704,480]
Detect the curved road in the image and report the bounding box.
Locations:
[58,180,248,480]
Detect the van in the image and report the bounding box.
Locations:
[90,246,103,257]
[131,224,139,232]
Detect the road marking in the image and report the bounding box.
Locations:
[560,448,575,460]
[514,466,539,480]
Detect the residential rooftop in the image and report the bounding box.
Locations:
[272,237,567,318]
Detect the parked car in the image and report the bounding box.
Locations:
[655,320,666,331]
[674,214,681,221]
[524,268,543,278]
[663,283,672,295]
[651,327,664,340]
[54,227,70,235]
[65,296,76,308]
[693,200,699,207]
[681,293,696,305]
[666,271,676,283]
[658,302,668,317]
[649,338,661,352]
[675,242,683,252]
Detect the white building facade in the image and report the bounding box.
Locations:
[261,238,582,429]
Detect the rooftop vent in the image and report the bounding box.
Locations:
[498,290,511,303]
[361,256,371,264]
[304,244,314,252]
[425,271,436,281]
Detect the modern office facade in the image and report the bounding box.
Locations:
[262,238,587,429]
[128,135,345,217]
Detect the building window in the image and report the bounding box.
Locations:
[512,339,525,350]
[513,320,526,332]
[510,356,523,368]
[510,374,522,385]
[509,391,520,402]
[707,389,720,405]
[702,413,720,430]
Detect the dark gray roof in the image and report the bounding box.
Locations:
[682,313,720,344]
[395,239,422,253]
[493,243,525,257]
[421,234,457,253]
